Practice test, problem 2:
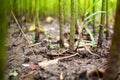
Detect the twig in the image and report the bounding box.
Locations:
[84,45,94,55]
[58,52,79,60]
[28,42,42,47]
[38,53,79,68]
[11,10,36,57]
[11,11,29,44]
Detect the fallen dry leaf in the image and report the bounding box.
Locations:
[28,25,45,33]
[38,59,59,68]
[46,16,53,23]
[60,71,64,80]
[29,25,35,31]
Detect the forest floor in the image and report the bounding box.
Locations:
[6,17,111,80]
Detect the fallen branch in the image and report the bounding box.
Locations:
[28,42,42,47]
[38,53,79,68]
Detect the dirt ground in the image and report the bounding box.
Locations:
[6,18,110,80]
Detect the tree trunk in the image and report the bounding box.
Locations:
[69,0,76,51]
[103,0,120,80]
[0,0,7,80]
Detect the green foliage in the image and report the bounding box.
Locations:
[85,0,100,15]
[9,70,18,77]
[85,28,95,47]
[10,0,116,22]
[85,11,106,21]
[9,0,117,49]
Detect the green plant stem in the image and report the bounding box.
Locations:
[35,0,40,43]
[92,0,96,35]
[105,0,109,39]
[69,0,76,51]
[59,0,64,47]
[97,0,106,47]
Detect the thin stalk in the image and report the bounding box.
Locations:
[59,0,64,47]
[69,0,76,51]
[97,0,106,47]
[92,0,96,35]
[35,0,40,43]
[105,0,109,39]
[63,0,66,24]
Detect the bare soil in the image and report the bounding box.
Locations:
[6,19,110,80]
